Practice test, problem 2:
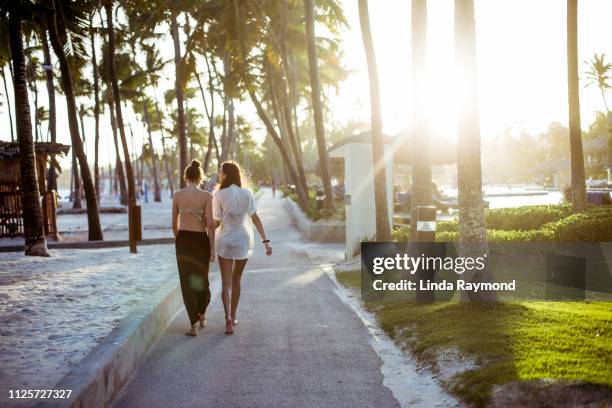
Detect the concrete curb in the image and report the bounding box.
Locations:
[283,198,345,243]
[37,278,183,408]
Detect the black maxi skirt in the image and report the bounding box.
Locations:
[175,230,211,326]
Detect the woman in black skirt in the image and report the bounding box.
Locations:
[172,160,215,336]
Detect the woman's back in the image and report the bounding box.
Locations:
[173,186,212,232]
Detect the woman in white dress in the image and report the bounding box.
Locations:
[212,162,272,335]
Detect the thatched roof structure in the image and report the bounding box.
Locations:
[0,141,70,191]
[0,141,70,160]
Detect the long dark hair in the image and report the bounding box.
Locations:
[219,161,242,189]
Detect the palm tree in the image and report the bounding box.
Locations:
[0,65,14,142]
[567,0,586,211]
[303,0,334,210]
[140,98,161,201]
[455,0,495,301]
[90,9,101,199]
[104,0,137,252]
[170,10,188,188]
[8,0,49,256]
[585,53,611,113]
[107,88,128,204]
[0,22,14,141]
[46,0,103,240]
[409,0,432,240]
[357,0,391,241]
[585,53,612,171]
[39,20,58,191]
[232,0,309,208]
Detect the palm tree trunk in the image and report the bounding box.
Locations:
[304,0,334,209]
[72,151,82,208]
[47,0,103,241]
[289,51,303,156]
[127,120,141,193]
[358,0,391,241]
[143,101,161,201]
[1,67,14,142]
[264,59,309,198]
[278,76,309,195]
[105,0,137,252]
[91,12,101,200]
[455,0,496,302]
[223,57,236,161]
[8,3,49,256]
[40,23,58,192]
[151,88,174,196]
[410,0,432,240]
[194,69,216,172]
[232,0,308,208]
[567,0,587,211]
[108,91,128,205]
[265,61,309,203]
[170,11,188,188]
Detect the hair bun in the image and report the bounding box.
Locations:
[190,160,201,168]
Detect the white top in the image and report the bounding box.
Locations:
[212,185,257,260]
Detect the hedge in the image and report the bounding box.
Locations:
[392,205,612,242]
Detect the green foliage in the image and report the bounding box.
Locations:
[546,206,612,241]
[281,185,344,221]
[485,204,573,231]
[392,205,612,242]
[336,270,612,407]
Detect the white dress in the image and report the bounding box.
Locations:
[212,185,257,260]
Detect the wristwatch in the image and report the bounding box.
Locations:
[262,239,270,244]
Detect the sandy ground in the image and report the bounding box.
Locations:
[0,244,178,406]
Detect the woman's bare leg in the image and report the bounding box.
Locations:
[231,259,248,323]
[218,256,234,334]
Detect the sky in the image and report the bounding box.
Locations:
[1,0,611,170]
[333,0,612,139]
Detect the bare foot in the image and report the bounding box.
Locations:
[198,314,207,329]
[225,318,234,335]
[232,317,239,326]
[185,325,197,337]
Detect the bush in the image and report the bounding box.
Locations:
[392,205,612,242]
[485,204,572,231]
[544,206,612,241]
[281,186,345,221]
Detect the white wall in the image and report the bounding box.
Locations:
[331,142,393,257]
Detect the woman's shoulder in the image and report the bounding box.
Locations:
[201,190,213,202]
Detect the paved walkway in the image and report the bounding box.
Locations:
[113,190,399,408]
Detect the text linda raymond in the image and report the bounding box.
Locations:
[372,279,517,292]
[369,254,516,292]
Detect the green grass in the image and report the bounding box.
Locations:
[336,270,612,407]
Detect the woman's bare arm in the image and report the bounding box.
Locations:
[205,193,215,261]
[172,196,179,237]
[252,213,272,255]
